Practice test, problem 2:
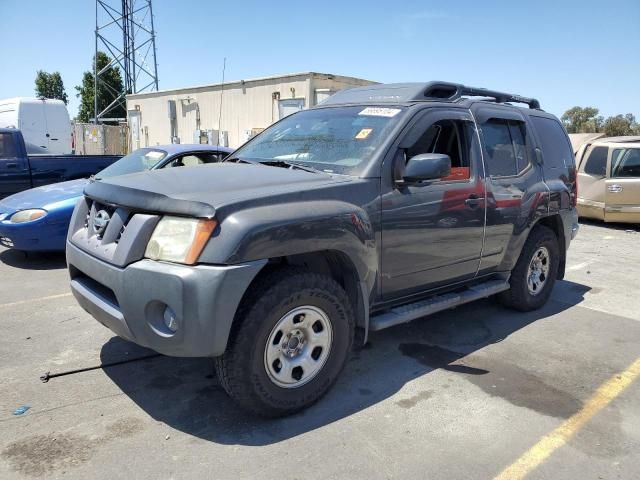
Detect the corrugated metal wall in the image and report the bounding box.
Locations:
[126,73,375,151]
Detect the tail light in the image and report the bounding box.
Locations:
[570,168,578,208]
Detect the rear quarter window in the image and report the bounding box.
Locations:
[530,116,575,174]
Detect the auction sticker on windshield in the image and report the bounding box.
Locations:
[355,128,373,139]
[358,107,401,117]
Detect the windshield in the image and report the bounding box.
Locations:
[96,148,168,179]
[229,106,406,175]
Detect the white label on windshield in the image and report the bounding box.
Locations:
[147,151,165,160]
[358,107,401,118]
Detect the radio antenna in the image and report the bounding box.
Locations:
[217,57,226,146]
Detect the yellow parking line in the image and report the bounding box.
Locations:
[494,356,640,480]
[0,292,72,309]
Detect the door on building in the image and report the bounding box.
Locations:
[314,89,335,106]
[278,99,305,119]
[128,110,141,150]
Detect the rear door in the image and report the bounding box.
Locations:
[577,144,609,220]
[44,103,72,154]
[472,105,548,274]
[605,147,640,221]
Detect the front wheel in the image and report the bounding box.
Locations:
[499,225,560,311]
[214,268,354,417]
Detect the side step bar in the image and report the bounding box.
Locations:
[369,279,510,332]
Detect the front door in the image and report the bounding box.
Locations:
[380,109,486,299]
[0,132,30,198]
[605,147,640,222]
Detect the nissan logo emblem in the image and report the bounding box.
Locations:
[93,210,111,235]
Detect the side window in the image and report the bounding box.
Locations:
[0,133,17,158]
[482,120,517,177]
[583,146,608,176]
[165,154,205,168]
[508,122,528,173]
[611,148,640,178]
[180,155,204,167]
[405,119,471,180]
[529,116,575,171]
[198,153,223,163]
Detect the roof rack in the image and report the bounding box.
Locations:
[421,82,540,109]
[320,81,541,109]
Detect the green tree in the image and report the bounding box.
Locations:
[34,70,68,104]
[603,114,640,137]
[561,106,603,133]
[75,51,126,123]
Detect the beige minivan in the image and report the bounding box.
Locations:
[576,136,640,223]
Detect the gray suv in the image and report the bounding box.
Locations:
[67,82,579,416]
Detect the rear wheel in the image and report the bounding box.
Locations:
[499,225,559,311]
[214,268,354,417]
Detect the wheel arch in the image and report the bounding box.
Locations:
[233,249,370,347]
[534,214,566,280]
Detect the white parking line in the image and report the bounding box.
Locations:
[0,292,72,309]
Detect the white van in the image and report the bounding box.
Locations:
[0,97,72,154]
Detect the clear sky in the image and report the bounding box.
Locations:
[1,0,638,120]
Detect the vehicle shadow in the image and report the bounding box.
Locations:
[100,280,590,446]
[0,249,67,270]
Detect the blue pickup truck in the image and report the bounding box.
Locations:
[0,128,120,199]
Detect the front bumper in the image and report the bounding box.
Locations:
[0,218,68,251]
[67,241,266,357]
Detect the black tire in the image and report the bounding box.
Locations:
[499,225,560,312]
[214,267,354,417]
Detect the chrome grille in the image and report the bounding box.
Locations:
[69,196,160,267]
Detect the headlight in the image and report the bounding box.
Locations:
[145,216,217,265]
[9,209,47,223]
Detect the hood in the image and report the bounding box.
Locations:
[0,179,87,213]
[84,163,352,217]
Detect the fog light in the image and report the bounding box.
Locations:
[163,306,178,332]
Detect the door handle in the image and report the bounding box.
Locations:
[6,162,18,169]
[465,196,485,208]
[607,184,623,193]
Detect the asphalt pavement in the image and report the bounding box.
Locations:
[1,220,639,480]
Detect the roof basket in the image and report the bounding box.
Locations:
[421,82,540,109]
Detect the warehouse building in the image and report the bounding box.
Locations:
[125,72,376,150]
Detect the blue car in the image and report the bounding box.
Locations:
[0,144,232,252]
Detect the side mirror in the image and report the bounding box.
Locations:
[402,153,451,184]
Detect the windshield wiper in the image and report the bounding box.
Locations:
[262,160,324,174]
[226,156,324,174]
[225,157,259,165]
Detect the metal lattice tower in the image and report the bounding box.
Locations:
[94,0,159,123]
